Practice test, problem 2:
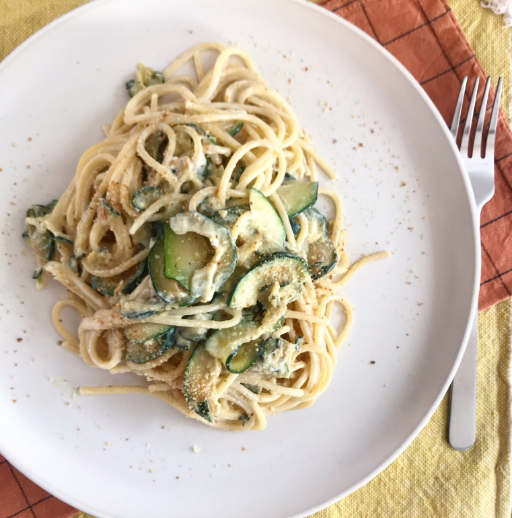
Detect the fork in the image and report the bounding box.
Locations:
[448,76,502,450]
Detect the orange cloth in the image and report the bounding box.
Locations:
[322,0,512,311]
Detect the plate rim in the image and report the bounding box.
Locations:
[0,0,480,516]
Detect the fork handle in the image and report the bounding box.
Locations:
[448,311,478,450]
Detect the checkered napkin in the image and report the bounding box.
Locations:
[1,1,512,518]
[321,0,512,311]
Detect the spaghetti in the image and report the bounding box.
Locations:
[23,42,388,431]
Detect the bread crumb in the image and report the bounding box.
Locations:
[17,338,22,342]
[192,445,201,454]
[242,447,247,451]
[370,361,375,364]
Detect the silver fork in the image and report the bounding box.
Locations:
[448,76,502,450]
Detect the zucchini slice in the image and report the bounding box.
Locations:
[277,181,318,217]
[26,201,57,218]
[91,276,117,296]
[29,228,55,261]
[100,198,120,216]
[252,337,294,378]
[174,333,193,350]
[218,264,247,295]
[211,206,248,230]
[126,65,165,98]
[165,212,238,302]
[163,223,213,290]
[226,339,263,374]
[185,123,216,144]
[125,326,176,364]
[184,344,220,422]
[119,300,166,320]
[124,322,172,344]
[290,219,301,237]
[132,186,163,212]
[229,252,311,308]
[228,122,244,137]
[121,260,148,295]
[145,131,167,163]
[301,209,337,280]
[205,320,261,366]
[68,256,81,275]
[148,238,191,304]
[241,383,262,394]
[178,312,211,342]
[248,188,285,249]
[55,235,73,245]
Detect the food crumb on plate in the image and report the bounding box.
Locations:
[191,445,201,453]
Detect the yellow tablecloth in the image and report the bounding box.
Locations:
[1,1,510,517]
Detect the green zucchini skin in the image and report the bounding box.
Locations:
[228,122,244,137]
[211,206,248,230]
[148,238,191,305]
[55,235,73,245]
[126,67,165,98]
[289,219,301,237]
[226,338,263,373]
[205,320,266,373]
[228,252,311,309]
[205,320,260,365]
[124,322,172,344]
[100,199,120,216]
[163,222,213,291]
[178,312,212,342]
[24,200,59,263]
[164,212,238,302]
[248,188,286,250]
[276,181,318,217]
[301,208,337,280]
[132,186,163,212]
[121,260,148,295]
[239,413,250,426]
[184,344,219,422]
[119,301,164,320]
[125,326,176,364]
[241,383,262,394]
[30,229,55,261]
[91,276,117,296]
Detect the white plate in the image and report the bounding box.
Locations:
[0,1,478,517]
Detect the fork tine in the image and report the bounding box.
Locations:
[475,77,491,158]
[485,77,503,160]
[460,77,479,156]
[450,76,468,139]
